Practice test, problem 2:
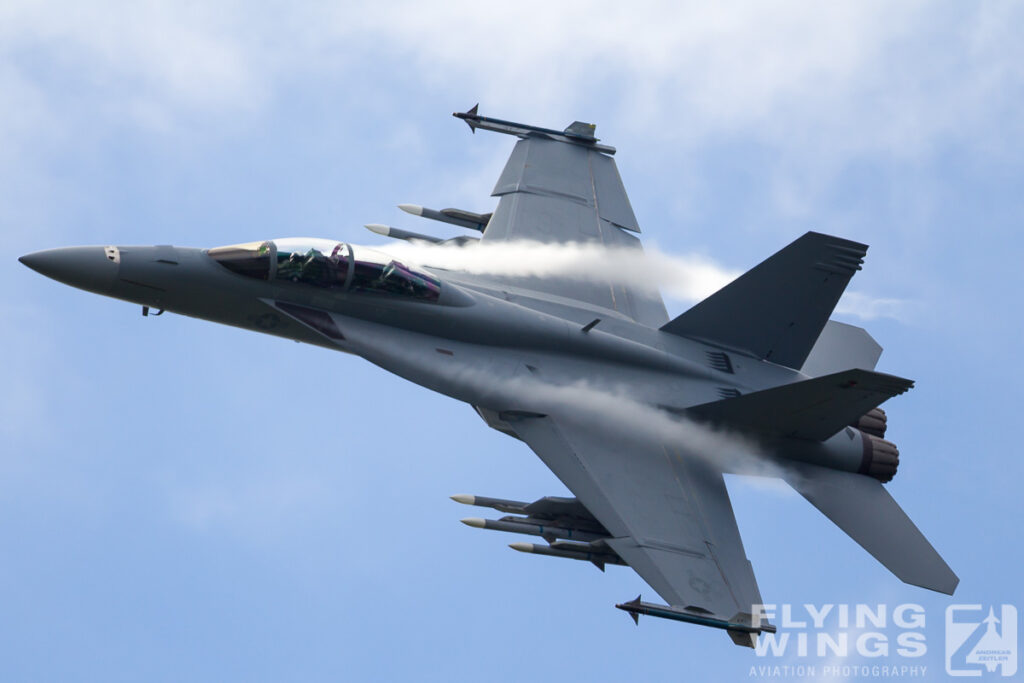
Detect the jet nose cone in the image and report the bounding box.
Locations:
[19,246,119,294]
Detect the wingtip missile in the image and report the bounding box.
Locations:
[614,598,776,644]
[451,104,616,154]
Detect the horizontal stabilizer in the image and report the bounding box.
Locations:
[785,464,958,595]
[688,369,914,441]
[661,232,868,369]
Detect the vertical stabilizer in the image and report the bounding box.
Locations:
[661,232,867,369]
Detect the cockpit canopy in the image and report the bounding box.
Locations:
[207,238,441,302]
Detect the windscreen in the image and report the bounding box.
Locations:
[207,241,272,280]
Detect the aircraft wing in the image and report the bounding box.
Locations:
[504,411,771,647]
[457,107,669,327]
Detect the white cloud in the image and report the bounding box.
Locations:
[0,1,262,115]
[346,1,1022,160]
[2,2,1020,151]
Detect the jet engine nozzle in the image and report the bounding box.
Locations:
[853,408,887,438]
[775,426,900,483]
[860,432,899,483]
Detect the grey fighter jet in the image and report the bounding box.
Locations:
[20,106,957,648]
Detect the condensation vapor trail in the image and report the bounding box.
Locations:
[376,240,739,302]
[375,239,910,320]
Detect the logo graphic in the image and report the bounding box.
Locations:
[946,605,1018,677]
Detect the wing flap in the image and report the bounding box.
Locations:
[688,369,914,441]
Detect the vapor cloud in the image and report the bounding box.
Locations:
[388,342,786,480]
[378,239,909,321]
[834,291,913,321]
[516,376,786,479]
[379,239,737,301]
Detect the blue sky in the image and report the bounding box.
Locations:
[3,2,1023,681]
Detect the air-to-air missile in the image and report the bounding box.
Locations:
[396,204,491,232]
[507,541,626,570]
[363,223,444,244]
[453,493,623,570]
[459,516,607,543]
[614,596,776,646]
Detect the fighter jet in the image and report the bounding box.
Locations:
[19,106,957,648]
